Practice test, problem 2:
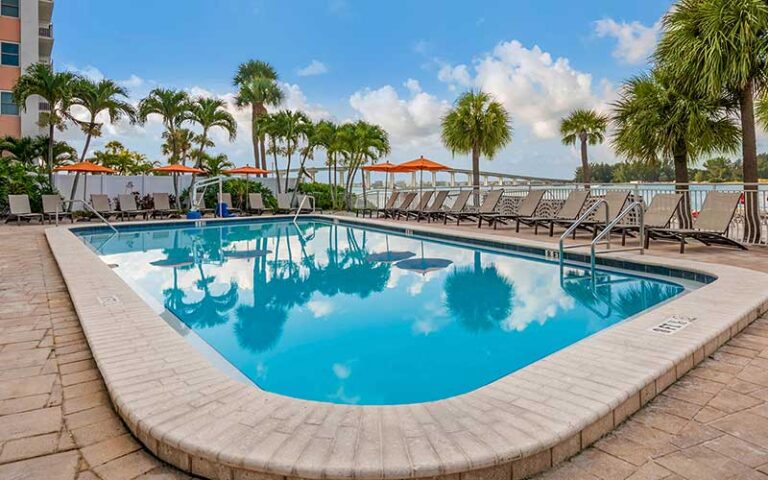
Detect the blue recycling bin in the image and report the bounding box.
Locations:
[216,203,231,218]
[186,210,202,220]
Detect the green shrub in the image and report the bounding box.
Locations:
[181,179,276,211]
[0,161,52,213]
[295,182,345,210]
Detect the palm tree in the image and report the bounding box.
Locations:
[186,97,237,201]
[441,90,512,205]
[68,78,135,208]
[260,112,285,193]
[201,153,234,177]
[313,120,341,208]
[291,121,318,206]
[559,109,608,188]
[12,63,79,185]
[140,89,191,208]
[275,109,312,191]
[233,60,283,174]
[656,0,768,241]
[0,135,46,166]
[612,69,741,227]
[337,121,391,209]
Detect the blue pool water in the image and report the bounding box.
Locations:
[77,219,687,405]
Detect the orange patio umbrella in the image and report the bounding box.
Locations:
[393,156,449,197]
[152,164,205,174]
[363,161,402,206]
[222,165,271,209]
[54,161,116,202]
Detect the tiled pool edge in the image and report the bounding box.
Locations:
[46,218,768,480]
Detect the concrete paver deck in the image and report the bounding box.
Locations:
[3,219,768,479]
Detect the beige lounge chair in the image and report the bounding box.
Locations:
[152,193,180,218]
[370,192,400,218]
[90,194,119,220]
[275,194,295,214]
[556,190,630,237]
[614,193,683,246]
[524,190,590,236]
[414,190,449,222]
[389,192,418,219]
[6,195,43,225]
[646,191,746,253]
[42,194,73,224]
[438,191,472,224]
[402,191,434,220]
[449,190,504,225]
[118,194,150,221]
[478,190,546,229]
[219,192,241,215]
[247,193,272,215]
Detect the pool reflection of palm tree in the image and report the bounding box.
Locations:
[444,251,513,332]
[611,282,682,318]
[175,262,239,329]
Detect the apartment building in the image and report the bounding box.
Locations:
[0,0,53,138]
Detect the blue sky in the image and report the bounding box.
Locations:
[55,0,675,179]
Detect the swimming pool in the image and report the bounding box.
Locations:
[76,218,688,405]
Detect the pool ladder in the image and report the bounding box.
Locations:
[558,199,645,278]
[55,199,118,233]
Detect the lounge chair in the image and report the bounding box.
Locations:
[438,191,472,224]
[556,191,630,238]
[415,190,450,222]
[117,194,150,221]
[372,192,400,218]
[402,191,434,220]
[42,195,73,224]
[247,193,272,215]
[526,190,590,236]
[275,194,295,214]
[6,194,43,225]
[477,190,546,229]
[446,190,504,225]
[645,191,746,253]
[295,194,315,213]
[614,193,682,246]
[152,193,180,218]
[384,192,417,219]
[219,193,242,215]
[90,194,119,220]
[191,195,215,217]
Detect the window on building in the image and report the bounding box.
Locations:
[1,42,19,66]
[1,92,18,115]
[1,0,18,18]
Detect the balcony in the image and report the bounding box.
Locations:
[39,24,53,58]
[39,102,50,112]
[39,56,51,65]
[39,0,54,24]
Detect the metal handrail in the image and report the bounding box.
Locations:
[589,201,645,275]
[292,195,315,224]
[58,200,118,233]
[558,198,609,264]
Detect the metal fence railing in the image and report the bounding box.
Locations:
[361,182,768,246]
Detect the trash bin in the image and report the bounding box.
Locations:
[186,210,202,220]
[216,203,230,218]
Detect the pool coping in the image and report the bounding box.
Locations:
[46,214,768,480]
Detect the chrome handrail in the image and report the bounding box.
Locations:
[58,200,118,233]
[292,195,315,225]
[558,198,609,266]
[589,201,645,275]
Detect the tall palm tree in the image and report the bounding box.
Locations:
[313,120,341,208]
[139,89,192,207]
[259,112,285,193]
[337,121,391,209]
[612,69,741,227]
[275,109,312,191]
[559,109,608,188]
[656,0,768,241]
[186,97,237,201]
[233,60,283,174]
[291,120,318,206]
[441,90,512,204]
[12,63,79,186]
[68,78,136,208]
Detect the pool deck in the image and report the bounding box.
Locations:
[4,217,768,479]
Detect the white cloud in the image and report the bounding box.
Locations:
[594,18,661,65]
[332,362,351,379]
[297,60,329,77]
[119,74,145,89]
[437,40,615,139]
[349,81,450,148]
[307,299,334,318]
[279,83,332,121]
[65,64,105,81]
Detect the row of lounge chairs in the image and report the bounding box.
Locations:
[5,192,315,225]
[372,189,748,253]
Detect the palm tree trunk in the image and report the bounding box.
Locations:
[471,142,480,207]
[47,122,55,189]
[285,151,292,192]
[273,143,282,194]
[328,158,334,210]
[580,133,590,190]
[251,105,260,170]
[672,139,692,229]
[740,81,761,243]
[189,128,209,208]
[259,136,268,175]
[68,120,96,212]
[332,156,338,209]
